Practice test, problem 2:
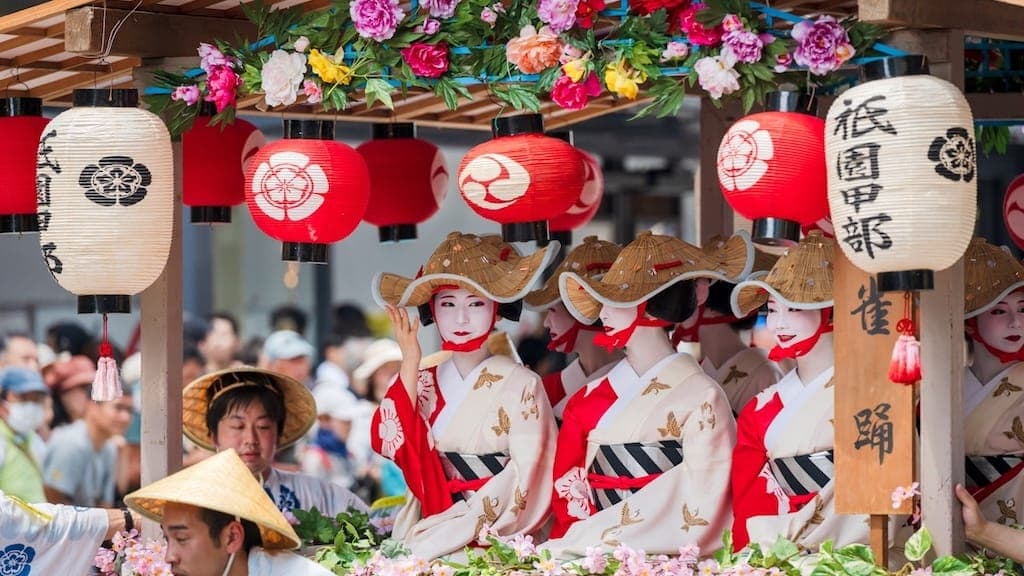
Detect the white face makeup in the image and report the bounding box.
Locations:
[544,303,577,342]
[598,303,639,334]
[433,287,496,344]
[765,296,821,348]
[976,289,1024,355]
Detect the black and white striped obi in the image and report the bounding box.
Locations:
[965,455,1024,490]
[439,450,510,502]
[587,440,683,511]
[769,450,835,496]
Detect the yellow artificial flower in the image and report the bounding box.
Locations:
[562,58,587,83]
[603,60,646,100]
[309,49,354,85]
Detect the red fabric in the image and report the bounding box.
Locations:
[588,471,661,490]
[550,379,619,538]
[357,137,448,227]
[245,138,370,244]
[457,133,584,225]
[0,115,50,214]
[183,115,263,207]
[542,372,567,410]
[731,392,786,551]
[550,151,603,233]
[594,303,672,352]
[768,309,834,361]
[965,317,1024,363]
[717,111,828,226]
[972,460,1024,502]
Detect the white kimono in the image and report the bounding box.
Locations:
[0,490,109,576]
[264,467,367,516]
[248,547,334,575]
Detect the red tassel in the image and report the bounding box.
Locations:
[889,292,921,385]
[92,314,123,401]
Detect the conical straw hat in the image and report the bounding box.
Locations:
[559,231,752,324]
[373,232,558,308]
[731,231,835,317]
[125,449,301,550]
[183,367,315,452]
[964,237,1024,319]
[524,236,621,313]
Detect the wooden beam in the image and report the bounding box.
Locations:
[64,6,258,58]
[0,57,112,73]
[0,0,94,34]
[30,56,139,99]
[12,41,64,66]
[966,93,1024,121]
[859,0,1024,41]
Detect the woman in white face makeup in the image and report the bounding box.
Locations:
[959,238,1024,538]
[369,232,559,560]
[728,231,867,552]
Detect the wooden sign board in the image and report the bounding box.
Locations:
[834,250,915,515]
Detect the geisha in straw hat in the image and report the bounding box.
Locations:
[368,231,559,559]
[728,231,868,552]
[542,231,738,559]
[523,235,623,419]
[957,238,1024,534]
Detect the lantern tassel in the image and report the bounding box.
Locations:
[92,313,123,401]
[889,291,921,385]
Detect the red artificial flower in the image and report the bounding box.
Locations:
[676,2,722,45]
[630,0,688,16]
[574,0,606,29]
[550,72,602,111]
[401,42,449,78]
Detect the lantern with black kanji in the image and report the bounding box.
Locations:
[0,97,49,233]
[245,119,370,263]
[183,103,266,223]
[825,55,976,292]
[549,151,604,246]
[356,123,447,242]
[457,114,585,243]
[716,91,828,246]
[1003,174,1024,251]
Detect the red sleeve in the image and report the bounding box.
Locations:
[542,372,566,410]
[730,393,781,551]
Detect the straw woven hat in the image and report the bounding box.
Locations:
[524,236,621,313]
[125,449,300,550]
[373,232,558,308]
[731,231,835,317]
[964,237,1024,319]
[559,231,752,323]
[703,233,775,282]
[183,367,316,452]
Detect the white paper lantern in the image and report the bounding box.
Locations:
[825,55,977,292]
[37,89,173,313]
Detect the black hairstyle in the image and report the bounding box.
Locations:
[184,344,206,365]
[270,305,308,336]
[645,280,698,324]
[206,313,239,337]
[198,508,262,552]
[205,374,286,441]
[45,321,94,357]
[332,303,371,340]
[705,280,758,331]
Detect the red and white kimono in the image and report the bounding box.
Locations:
[964,364,1024,527]
[542,358,616,420]
[731,366,868,551]
[545,353,735,558]
[701,348,782,415]
[370,354,556,559]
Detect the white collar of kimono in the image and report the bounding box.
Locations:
[700,348,751,381]
[763,366,834,452]
[964,364,1016,416]
[432,357,490,438]
[593,352,684,396]
[560,357,586,393]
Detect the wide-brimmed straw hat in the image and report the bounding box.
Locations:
[125,449,300,550]
[524,236,621,313]
[964,238,1024,319]
[731,231,834,317]
[183,367,316,452]
[559,231,753,323]
[373,232,558,308]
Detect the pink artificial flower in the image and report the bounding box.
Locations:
[350,0,406,42]
[421,0,460,18]
[721,13,743,32]
[93,548,116,574]
[401,42,449,78]
[560,43,583,64]
[722,28,764,63]
[891,481,920,509]
[198,42,232,73]
[774,52,793,72]
[677,543,700,566]
[506,25,563,74]
[694,46,740,99]
[678,3,722,46]
[205,66,241,112]
[480,6,498,26]
[170,85,200,106]
[293,36,310,52]
[581,546,608,574]
[416,17,441,34]
[791,15,855,75]
[492,2,506,12]
[508,534,537,561]
[538,0,580,34]
[551,73,600,111]
[660,40,690,62]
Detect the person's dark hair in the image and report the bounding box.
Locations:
[198,508,262,552]
[46,322,94,357]
[517,335,565,376]
[184,345,206,366]
[270,305,308,336]
[706,280,757,331]
[183,314,209,349]
[646,280,698,323]
[322,332,347,351]
[205,377,286,441]
[207,313,239,337]
[332,303,371,340]
[236,336,264,366]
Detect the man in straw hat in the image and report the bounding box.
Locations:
[729,231,864,550]
[544,231,739,558]
[125,449,332,575]
[958,238,1024,533]
[672,236,783,414]
[370,231,559,559]
[183,367,366,517]
[523,236,624,420]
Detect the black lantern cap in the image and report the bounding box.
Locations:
[862,55,930,81]
[284,119,335,140]
[502,221,549,244]
[493,114,544,137]
[372,123,416,139]
[877,270,934,292]
[73,88,139,108]
[549,230,572,247]
[766,91,818,116]
[78,295,131,314]
[191,206,232,224]
[751,217,801,247]
[197,101,217,117]
[0,97,42,117]
[282,242,328,263]
[0,214,39,234]
[379,224,417,242]
[548,130,575,145]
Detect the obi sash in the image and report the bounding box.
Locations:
[587,440,683,511]
[769,449,834,497]
[439,450,510,502]
[965,454,1024,490]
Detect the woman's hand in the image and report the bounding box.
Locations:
[956,483,987,543]
[386,305,421,401]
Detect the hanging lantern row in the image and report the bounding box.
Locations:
[544,129,605,247]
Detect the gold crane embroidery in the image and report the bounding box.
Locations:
[473,496,500,539]
[474,368,504,390]
[994,378,1023,398]
[681,503,710,532]
[642,378,671,396]
[512,487,527,513]
[698,402,717,431]
[1001,417,1024,447]
[491,407,512,436]
[658,412,682,438]
[997,499,1017,525]
[599,502,644,543]
[723,366,748,387]
[520,390,539,420]
[792,496,826,544]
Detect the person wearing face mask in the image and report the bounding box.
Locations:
[370,232,559,559]
[125,449,332,576]
[0,368,49,502]
[728,231,864,551]
[543,231,740,559]
[959,238,1024,534]
[523,236,624,420]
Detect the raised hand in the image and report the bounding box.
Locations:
[386,304,422,401]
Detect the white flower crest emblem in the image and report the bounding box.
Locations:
[458,153,531,212]
[555,466,592,520]
[716,119,775,192]
[417,370,438,423]
[251,150,328,221]
[377,398,405,459]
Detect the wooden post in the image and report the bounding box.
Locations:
[696,97,741,243]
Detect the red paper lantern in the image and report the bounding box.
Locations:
[356,123,447,242]
[1003,174,1024,251]
[717,92,828,246]
[245,120,370,263]
[549,151,603,246]
[0,97,48,234]
[183,104,265,223]
[458,114,585,243]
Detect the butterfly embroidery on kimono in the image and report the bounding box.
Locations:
[681,503,709,532]
[492,407,512,436]
[642,378,671,396]
[520,389,539,420]
[997,499,1017,525]
[1001,417,1024,447]
[474,368,504,390]
[994,378,1022,398]
[473,496,501,540]
[723,366,748,387]
[658,411,682,438]
[512,487,528,513]
[792,496,826,543]
[698,402,716,431]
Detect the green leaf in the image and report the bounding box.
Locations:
[904,527,933,562]
[741,88,756,114]
[768,536,800,561]
[837,543,875,564]
[930,556,974,576]
[832,558,877,576]
[364,78,395,109]
[433,78,460,110]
